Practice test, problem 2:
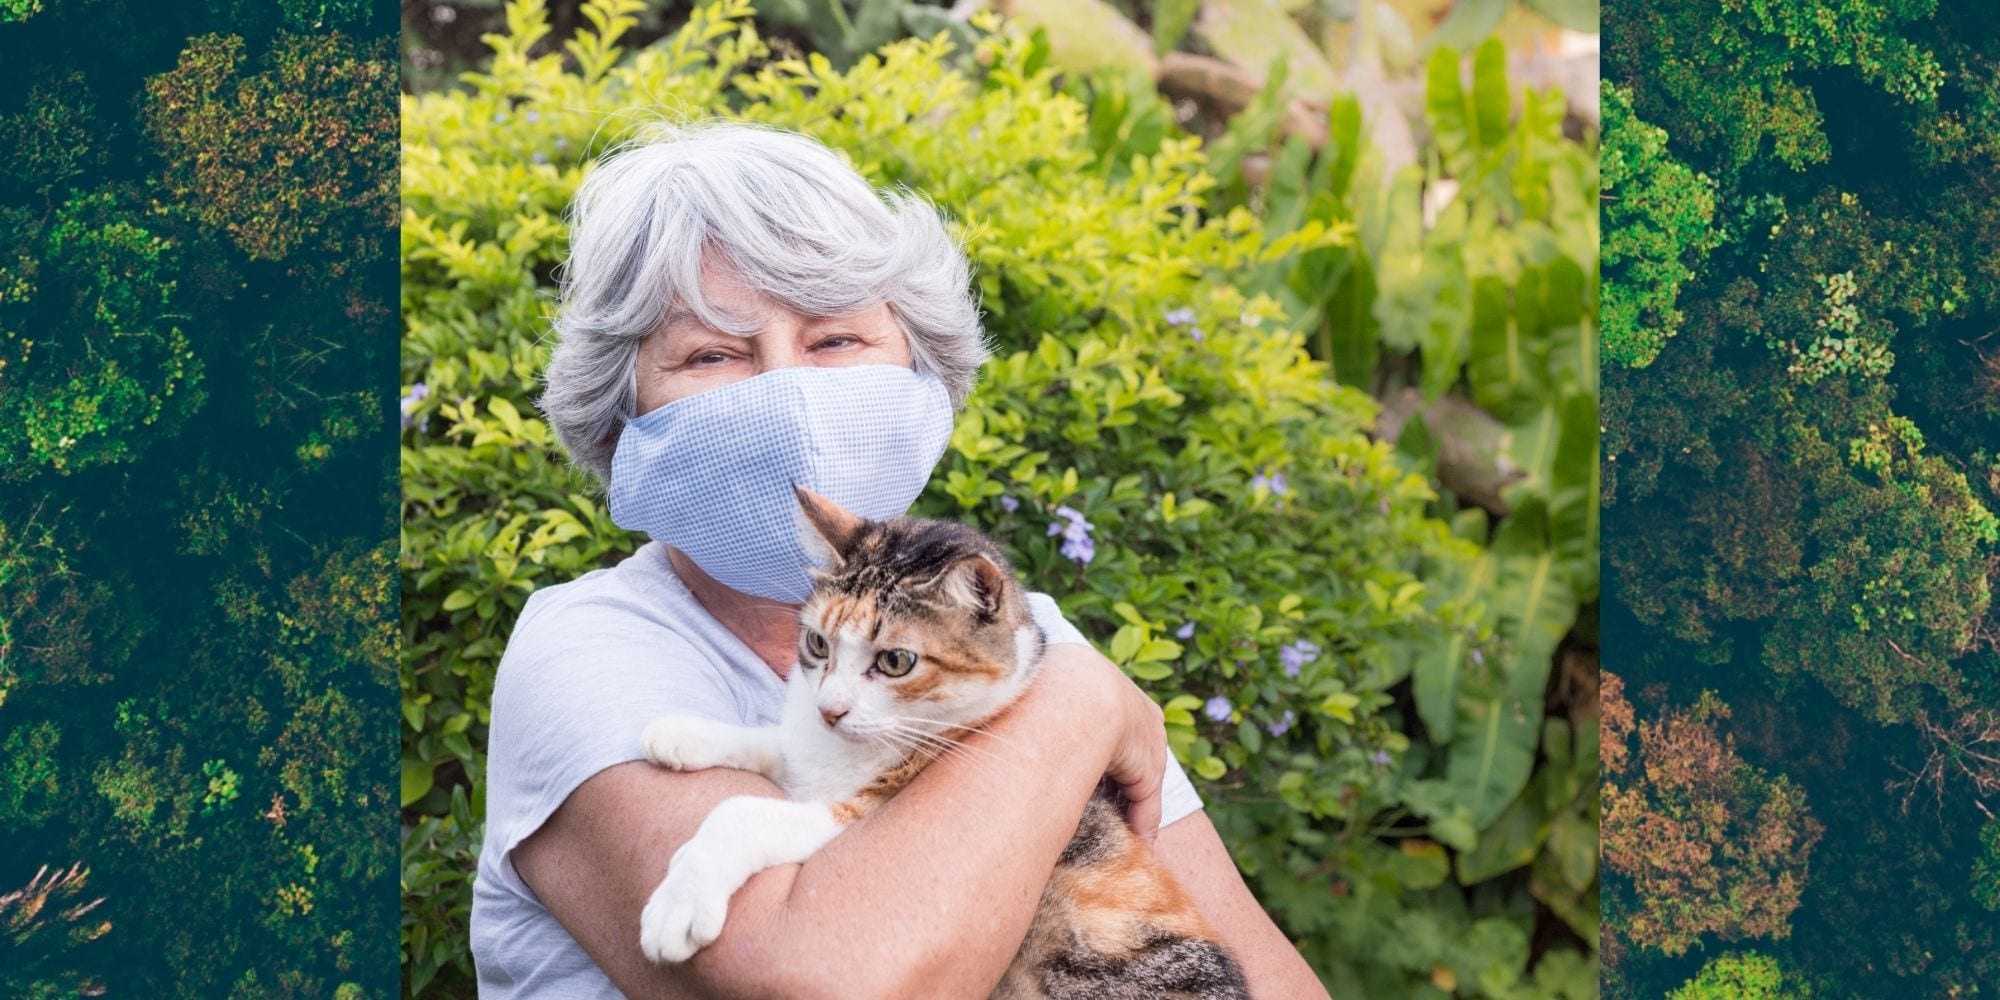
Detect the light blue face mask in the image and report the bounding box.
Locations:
[607,364,955,603]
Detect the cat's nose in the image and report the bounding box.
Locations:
[819,704,849,728]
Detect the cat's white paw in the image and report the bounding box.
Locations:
[642,715,719,771]
[639,852,730,964]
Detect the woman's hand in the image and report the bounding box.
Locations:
[1033,643,1169,841]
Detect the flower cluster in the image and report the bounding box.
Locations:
[1047,504,1096,564]
[1267,709,1296,737]
[1164,306,1204,342]
[1279,639,1320,677]
[1252,468,1290,496]
[400,382,429,431]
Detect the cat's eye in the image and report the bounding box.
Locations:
[802,630,829,659]
[874,649,917,677]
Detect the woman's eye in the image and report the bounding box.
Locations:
[874,649,917,677]
[690,351,733,366]
[813,335,858,351]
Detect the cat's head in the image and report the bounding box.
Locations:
[789,485,1044,742]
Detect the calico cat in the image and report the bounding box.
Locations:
[637,485,1250,999]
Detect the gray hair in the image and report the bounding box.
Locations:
[540,119,989,482]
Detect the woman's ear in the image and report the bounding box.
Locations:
[793,484,865,564]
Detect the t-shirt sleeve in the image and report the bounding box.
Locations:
[479,587,745,903]
[1023,591,1205,830]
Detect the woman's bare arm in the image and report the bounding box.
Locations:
[512,644,1165,999]
[1155,810,1331,999]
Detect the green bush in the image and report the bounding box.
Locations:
[1600,80,1719,368]
[0,190,204,479]
[401,3,1590,995]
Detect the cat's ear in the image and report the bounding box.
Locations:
[793,484,865,564]
[934,555,1009,622]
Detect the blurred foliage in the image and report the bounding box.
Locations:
[400,2,1596,996]
[1604,0,2000,993]
[0,1,398,995]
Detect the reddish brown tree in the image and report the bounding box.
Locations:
[1601,672,1824,957]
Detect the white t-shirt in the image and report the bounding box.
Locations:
[469,540,1203,998]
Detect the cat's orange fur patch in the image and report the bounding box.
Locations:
[1052,839,1216,955]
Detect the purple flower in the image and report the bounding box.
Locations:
[1047,505,1096,565]
[1251,469,1289,496]
[400,382,430,430]
[1059,533,1096,564]
[525,110,540,123]
[492,110,506,124]
[1190,327,1204,342]
[1266,709,1295,737]
[1175,621,1195,640]
[1370,750,1392,767]
[1204,696,1233,722]
[1279,639,1320,678]
[1470,648,1485,667]
[532,151,548,165]
[999,494,1020,513]
[554,137,569,151]
[1164,307,1197,326]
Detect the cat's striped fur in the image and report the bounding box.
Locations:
[637,486,1248,998]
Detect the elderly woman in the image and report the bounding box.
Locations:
[470,121,1328,999]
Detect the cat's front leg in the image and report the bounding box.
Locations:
[639,796,847,964]
[642,714,786,783]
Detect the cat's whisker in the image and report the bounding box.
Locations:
[892,730,1016,783]
[879,716,1022,760]
[874,723,1012,781]
[879,714,1029,755]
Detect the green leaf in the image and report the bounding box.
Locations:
[402,760,435,808]
[1326,250,1380,386]
[1471,38,1509,152]
[1109,623,1144,664]
[1447,680,1541,830]
[1468,275,1546,423]
[1428,0,1505,52]
[1546,808,1598,892]
[1151,0,1199,55]
[1491,497,1576,682]
[1549,390,1599,599]
[1413,514,1493,743]
[1522,0,1598,32]
[1454,788,1547,884]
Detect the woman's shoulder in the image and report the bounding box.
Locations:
[513,541,676,629]
[489,544,752,743]
[496,544,716,685]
